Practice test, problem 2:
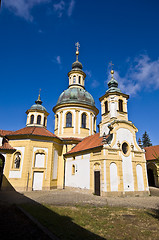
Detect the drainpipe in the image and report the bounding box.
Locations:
[26,171,29,191]
[63,143,67,189]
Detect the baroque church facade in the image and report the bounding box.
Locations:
[0,45,149,196]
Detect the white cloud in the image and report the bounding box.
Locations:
[53,0,65,18]
[91,79,100,88]
[53,0,75,17]
[4,0,50,22]
[4,0,75,20]
[67,0,75,17]
[85,70,92,78]
[107,54,159,96]
[56,55,61,64]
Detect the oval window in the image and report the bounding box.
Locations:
[122,142,128,154]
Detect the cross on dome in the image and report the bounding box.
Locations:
[75,42,80,61]
[109,61,114,76]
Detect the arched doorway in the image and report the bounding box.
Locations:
[0,154,5,190]
[147,163,157,187]
[147,168,155,186]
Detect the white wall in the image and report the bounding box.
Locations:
[65,154,90,189]
[114,128,138,151]
[110,162,118,191]
[115,128,135,191]
[52,149,58,179]
[136,164,144,191]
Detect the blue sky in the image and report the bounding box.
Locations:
[1,0,159,144]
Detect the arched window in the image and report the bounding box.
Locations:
[37,115,41,125]
[66,112,72,127]
[105,101,108,113]
[34,152,45,168]
[79,76,81,84]
[30,115,34,124]
[14,152,21,169]
[73,76,76,83]
[56,115,58,128]
[81,113,87,128]
[72,164,75,175]
[43,117,46,126]
[119,99,123,112]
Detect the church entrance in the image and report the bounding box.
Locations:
[147,168,155,187]
[0,154,5,190]
[94,171,100,196]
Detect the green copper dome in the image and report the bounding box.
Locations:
[57,87,95,107]
[30,94,47,112]
[106,71,121,93]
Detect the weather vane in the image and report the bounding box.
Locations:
[75,42,80,61]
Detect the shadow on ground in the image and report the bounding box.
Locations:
[0,178,106,240]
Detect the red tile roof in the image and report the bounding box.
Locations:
[0,138,15,150]
[6,127,60,139]
[145,145,159,161]
[65,133,104,155]
[0,130,14,136]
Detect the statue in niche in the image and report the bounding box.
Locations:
[14,153,21,169]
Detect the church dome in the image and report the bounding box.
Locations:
[57,87,95,107]
[30,93,47,112]
[72,61,83,70]
[30,104,47,112]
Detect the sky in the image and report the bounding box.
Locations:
[0,0,159,145]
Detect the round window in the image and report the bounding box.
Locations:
[122,142,128,154]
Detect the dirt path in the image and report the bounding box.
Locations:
[1,187,158,209]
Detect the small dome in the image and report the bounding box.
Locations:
[57,87,95,107]
[72,61,83,70]
[30,93,47,112]
[106,76,121,93]
[30,104,47,112]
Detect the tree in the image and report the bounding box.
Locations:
[142,131,152,147]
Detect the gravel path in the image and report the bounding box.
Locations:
[1,187,158,209]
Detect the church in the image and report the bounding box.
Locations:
[0,44,149,196]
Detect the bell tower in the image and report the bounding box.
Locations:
[99,68,129,136]
[26,92,49,128]
[67,42,86,89]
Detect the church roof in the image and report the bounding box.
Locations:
[0,130,14,136]
[56,87,96,107]
[65,133,108,155]
[0,138,15,151]
[5,126,60,139]
[144,145,159,161]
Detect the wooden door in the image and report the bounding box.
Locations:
[32,172,43,191]
[94,171,100,196]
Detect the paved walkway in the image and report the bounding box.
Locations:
[1,187,159,209]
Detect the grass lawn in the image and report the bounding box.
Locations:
[21,203,159,240]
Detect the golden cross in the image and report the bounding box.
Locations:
[75,42,80,51]
[109,61,114,70]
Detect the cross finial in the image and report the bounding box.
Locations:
[109,61,114,76]
[39,88,41,95]
[109,61,114,70]
[75,42,80,61]
[75,42,80,51]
